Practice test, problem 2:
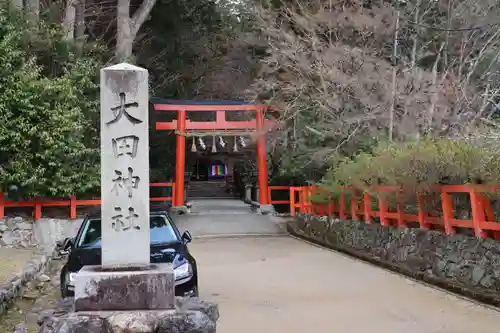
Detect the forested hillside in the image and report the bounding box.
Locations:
[1,0,499,200]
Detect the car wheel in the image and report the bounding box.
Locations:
[60,282,68,298]
[60,274,68,298]
[61,287,69,299]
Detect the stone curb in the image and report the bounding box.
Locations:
[286,222,500,308]
[193,233,287,240]
[0,249,56,317]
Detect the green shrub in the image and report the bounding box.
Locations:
[0,10,102,199]
[320,139,500,215]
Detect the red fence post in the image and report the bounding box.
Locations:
[469,189,488,239]
[70,195,77,220]
[351,190,359,221]
[396,191,406,228]
[305,187,311,214]
[363,192,372,224]
[34,198,42,221]
[417,195,430,230]
[480,193,498,239]
[303,187,309,214]
[440,190,455,235]
[327,196,334,217]
[482,194,495,222]
[378,195,389,226]
[0,192,4,219]
[339,191,346,220]
[290,188,296,216]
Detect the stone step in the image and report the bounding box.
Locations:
[188,191,231,198]
[187,181,233,199]
[189,182,226,188]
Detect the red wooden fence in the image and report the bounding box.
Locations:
[5,183,500,241]
[0,183,174,221]
[266,184,500,240]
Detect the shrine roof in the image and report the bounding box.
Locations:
[150,98,256,105]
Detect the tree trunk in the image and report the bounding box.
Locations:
[115,0,157,62]
[63,0,76,40]
[75,0,86,40]
[75,0,86,55]
[426,44,445,136]
[9,0,23,11]
[388,11,399,142]
[27,0,40,25]
[116,0,134,61]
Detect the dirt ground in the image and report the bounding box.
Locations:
[189,236,500,333]
[0,248,38,285]
[0,256,63,333]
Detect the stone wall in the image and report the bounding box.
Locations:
[289,215,500,306]
[0,217,37,248]
[1,217,82,250]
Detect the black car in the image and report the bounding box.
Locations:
[59,209,198,298]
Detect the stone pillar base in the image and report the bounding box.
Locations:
[74,264,175,312]
[171,205,189,215]
[249,203,274,215]
[244,185,253,204]
[259,204,275,215]
[38,297,219,333]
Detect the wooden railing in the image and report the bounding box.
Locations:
[268,186,291,205]
[7,182,500,240]
[0,183,175,221]
[268,184,500,240]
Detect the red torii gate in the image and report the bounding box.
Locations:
[153,100,274,207]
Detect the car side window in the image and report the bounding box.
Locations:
[79,220,101,247]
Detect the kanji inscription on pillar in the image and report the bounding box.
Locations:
[100,63,150,267]
[111,206,141,231]
[112,135,139,158]
[107,93,142,125]
[111,167,140,198]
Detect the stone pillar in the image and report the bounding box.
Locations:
[244,183,252,203]
[255,185,260,204]
[74,63,175,312]
[99,63,150,266]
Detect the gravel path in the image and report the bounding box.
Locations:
[0,248,38,284]
[3,199,500,333]
[189,236,500,333]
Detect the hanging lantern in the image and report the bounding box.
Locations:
[190,137,197,152]
[198,137,206,150]
[211,135,217,153]
[218,136,226,148]
[239,136,247,148]
[233,137,239,152]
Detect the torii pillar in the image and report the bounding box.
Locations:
[174,110,186,207]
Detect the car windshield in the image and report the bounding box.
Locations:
[78,215,179,248]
